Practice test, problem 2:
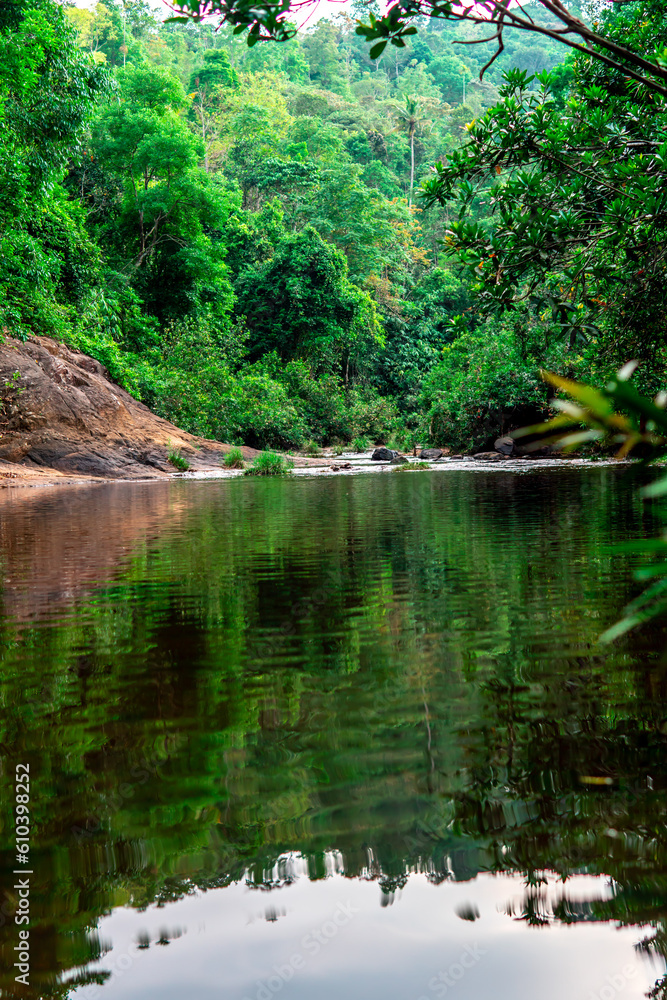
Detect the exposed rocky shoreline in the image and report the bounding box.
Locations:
[0,335,325,485]
[0,335,611,490]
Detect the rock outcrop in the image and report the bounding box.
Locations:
[0,335,304,480]
[371,447,396,462]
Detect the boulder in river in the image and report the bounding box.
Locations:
[472,452,503,461]
[420,448,442,460]
[371,447,396,461]
[494,436,515,456]
[390,455,409,465]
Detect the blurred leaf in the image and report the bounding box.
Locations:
[542,371,615,417]
[642,475,667,499]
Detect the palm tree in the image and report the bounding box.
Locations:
[391,94,439,208]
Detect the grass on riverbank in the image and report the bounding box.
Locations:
[393,462,431,471]
[244,453,294,477]
[223,447,245,469]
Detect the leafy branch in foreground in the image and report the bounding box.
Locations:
[516,362,667,641]
[420,41,667,371]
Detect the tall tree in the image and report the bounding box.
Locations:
[0,0,107,337]
[391,93,438,206]
[88,64,234,324]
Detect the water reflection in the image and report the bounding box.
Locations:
[79,867,657,1000]
[0,469,666,998]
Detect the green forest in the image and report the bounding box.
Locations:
[1,0,665,453]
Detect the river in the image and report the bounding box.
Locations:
[0,467,666,999]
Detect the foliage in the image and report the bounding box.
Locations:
[425,50,667,386]
[516,363,667,640]
[243,450,294,475]
[420,319,549,452]
[352,435,370,451]
[301,439,321,456]
[421,2,667,395]
[223,446,245,467]
[1,0,623,457]
[189,47,239,91]
[87,64,235,325]
[169,0,667,98]
[235,225,383,376]
[167,444,190,469]
[0,0,109,338]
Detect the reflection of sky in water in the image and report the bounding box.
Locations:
[78,864,660,1000]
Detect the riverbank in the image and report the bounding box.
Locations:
[0,452,630,489]
[0,334,629,490]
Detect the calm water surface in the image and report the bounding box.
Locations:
[1,468,666,999]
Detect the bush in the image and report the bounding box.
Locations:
[302,440,321,456]
[244,452,294,476]
[393,461,430,471]
[419,320,549,452]
[346,388,396,442]
[223,447,245,469]
[352,435,370,452]
[220,373,306,449]
[167,446,190,470]
[140,321,308,450]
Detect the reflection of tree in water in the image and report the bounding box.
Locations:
[0,471,666,996]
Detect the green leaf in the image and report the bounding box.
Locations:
[369,40,388,58]
[542,371,615,418]
[642,476,667,498]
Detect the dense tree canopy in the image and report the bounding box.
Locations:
[169,0,667,95]
[423,0,667,389]
[0,0,665,453]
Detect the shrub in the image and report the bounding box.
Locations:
[302,440,322,456]
[249,355,396,445]
[346,388,396,442]
[352,435,370,452]
[243,452,294,476]
[221,373,306,449]
[419,320,549,452]
[145,323,307,450]
[167,446,190,471]
[223,447,245,469]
